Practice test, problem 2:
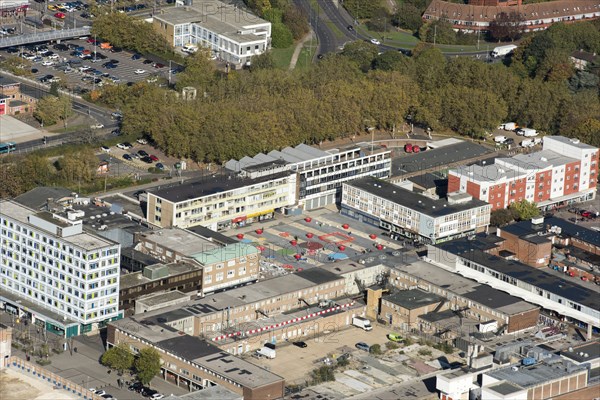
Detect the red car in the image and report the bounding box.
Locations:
[153,63,165,68]
[149,155,159,162]
[580,211,595,219]
[404,143,413,153]
[54,12,66,19]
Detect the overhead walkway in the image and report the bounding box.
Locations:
[0,27,91,48]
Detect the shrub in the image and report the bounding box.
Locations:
[370,344,383,355]
[418,348,432,356]
[386,342,399,350]
[36,359,52,366]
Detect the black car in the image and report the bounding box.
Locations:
[39,74,54,83]
[347,25,354,31]
[138,150,148,157]
[141,388,157,397]
[109,59,120,64]
[504,138,515,145]
[6,47,18,53]
[131,53,142,60]
[141,156,153,164]
[53,43,69,51]
[293,341,307,348]
[111,47,123,53]
[143,59,153,64]
[264,343,276,350]
[31,68,39,74]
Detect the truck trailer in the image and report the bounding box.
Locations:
[491,45,517,58]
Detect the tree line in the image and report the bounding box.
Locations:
[80,21,597,163]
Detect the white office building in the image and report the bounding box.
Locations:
[226,143,392,210]
[0,200,121,338]
[152,0,271,67]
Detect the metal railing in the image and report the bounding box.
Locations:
[7,356,101,400]
[0,27,91,48]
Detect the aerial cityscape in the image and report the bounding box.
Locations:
[0,0,598,399]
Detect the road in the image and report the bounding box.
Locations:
[299,0,494,58]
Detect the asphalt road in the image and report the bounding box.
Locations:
[293,0,339,56]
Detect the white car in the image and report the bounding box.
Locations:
[136,138,148,145]
[134,69,146,74]
[150,394,164,400]
[48,53,60,60]
[92,389,107,396]
[100,146,111,153]
[41,60,54,66]
[116,143,130,150]
[91,123,105,129]
[370,38,381,45]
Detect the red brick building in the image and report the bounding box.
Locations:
[423,0,600,33]
[449,136,598,211]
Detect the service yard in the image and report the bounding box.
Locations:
[249,324,463,398]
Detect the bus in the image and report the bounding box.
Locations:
[0,142,17,154]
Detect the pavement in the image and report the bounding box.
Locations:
[7,329,190,400]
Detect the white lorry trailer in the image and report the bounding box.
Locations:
[491,45,517,58]
[352,316,373,331]
[256,347,276,359]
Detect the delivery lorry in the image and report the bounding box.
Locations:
[517,128,538,137]
[352,316,373,331]
[256,346,276,359]
[499,122,517,131]
[491,44,517,58]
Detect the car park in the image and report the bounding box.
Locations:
[293,341,307,348]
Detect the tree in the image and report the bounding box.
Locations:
[366,8,392,32]
[372,51,413,72]
[490,208,517,227]
[311,366,335,384]
[282,5,309,40]
[509,200,541,221]
[343,0,384,19]
[392,3,423,32]
[101,343,134,374]
[175,49,217,91]
[420,20,456,45]
[249,52,276,71]
[488,12,525,42]
[271,23,294,48]
[341,41,380,72]
[135,348,161,385]
[370,344,383,355]
[34,95,73,126]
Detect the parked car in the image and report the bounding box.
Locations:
[387,333,403,342]
[130,153,140,159]
[370,38,381,45]
[292,341,307,348]
[134,69,146,74]
[131,53,142,60]
[100,146,110,153]
[122,154,132,161]
[504,138,515,145]
[155,163,165,170]
[54,12,66,19]
[150,394,164,400]
[138,150,148,157]
[91,123,105,129]
[355,342,370,351]
[141,156,153,164]
[149,155,159,162]
[117,143,130,150]
[137,138,148,145]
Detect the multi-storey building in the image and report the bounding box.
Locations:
[0,323,12,368]
[341,176,491,244]
[146,172,296,231]
[152,1,271,67]
[449,136,598,211]
[427,235,600,339]
[226,143,392,210]
[0,200,121,337]
[423,0,600,33]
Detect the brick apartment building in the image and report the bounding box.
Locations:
[380,289,448,330]
[423,0,600,33]
[0,81,37,115]
[449,136,598,211]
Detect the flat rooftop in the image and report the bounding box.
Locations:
[436,238,600,310]
[136,290,191,308]
[392,141,491,176]
[154,335,285,388]
[136,228,220,256]
[486,381,524,396]
[394,261,538,316]
[346,176,489,217]
[498,149,578,171]
[383,289,444,310]
[165,386,242,400]
[119,262,200,290]
[14,186,72,210]
[185,225,237,246]
[486,360,587,388]
[148,171,291,203]
[1,200,117,251]
[561,341,600,363]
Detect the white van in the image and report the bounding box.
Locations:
[517,128,538,137]
[494,136,507,143]
[521,139,534,148]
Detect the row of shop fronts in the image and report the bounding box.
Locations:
[0,297,122,338]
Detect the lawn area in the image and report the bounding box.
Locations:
[295,40,318,70]
[270,46,297,69]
